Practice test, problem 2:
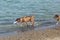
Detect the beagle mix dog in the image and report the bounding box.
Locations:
[54,14,60,24]
[14,16,34,27]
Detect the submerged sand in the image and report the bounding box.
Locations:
[0,26,60,40]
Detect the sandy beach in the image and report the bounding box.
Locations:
[0,26,60,40]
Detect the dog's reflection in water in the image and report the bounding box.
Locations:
[17,25,34,32]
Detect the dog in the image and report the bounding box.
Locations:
[14,16,34,27]
[54,14,60,24]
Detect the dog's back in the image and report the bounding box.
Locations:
[20,16,34,22]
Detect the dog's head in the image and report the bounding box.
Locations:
[13,18,20,24]
[15,18,20,22]
[54,14,59,18]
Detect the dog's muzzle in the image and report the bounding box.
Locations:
[13,21,17,24]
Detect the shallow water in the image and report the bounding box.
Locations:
[0,0,60,35]
[0,19,59,34]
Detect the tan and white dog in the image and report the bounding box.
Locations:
[14,16,34,27]
[54,14,60,25]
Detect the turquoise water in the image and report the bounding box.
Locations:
[0,0,60,34]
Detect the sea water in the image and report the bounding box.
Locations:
[0,0,60,34]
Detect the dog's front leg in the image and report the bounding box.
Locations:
[56,19,59,25]
[20,23,23,27]
[56,22,58,25]
[25,22,28,27]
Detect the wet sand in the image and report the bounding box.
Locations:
[0,26,60,40]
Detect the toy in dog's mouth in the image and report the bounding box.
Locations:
[13,21,17,24]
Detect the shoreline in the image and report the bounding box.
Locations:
[0,24,57,36]
[0,26,60,40]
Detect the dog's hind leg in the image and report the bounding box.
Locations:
[31,18,34,27]
[20,23,23,27]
